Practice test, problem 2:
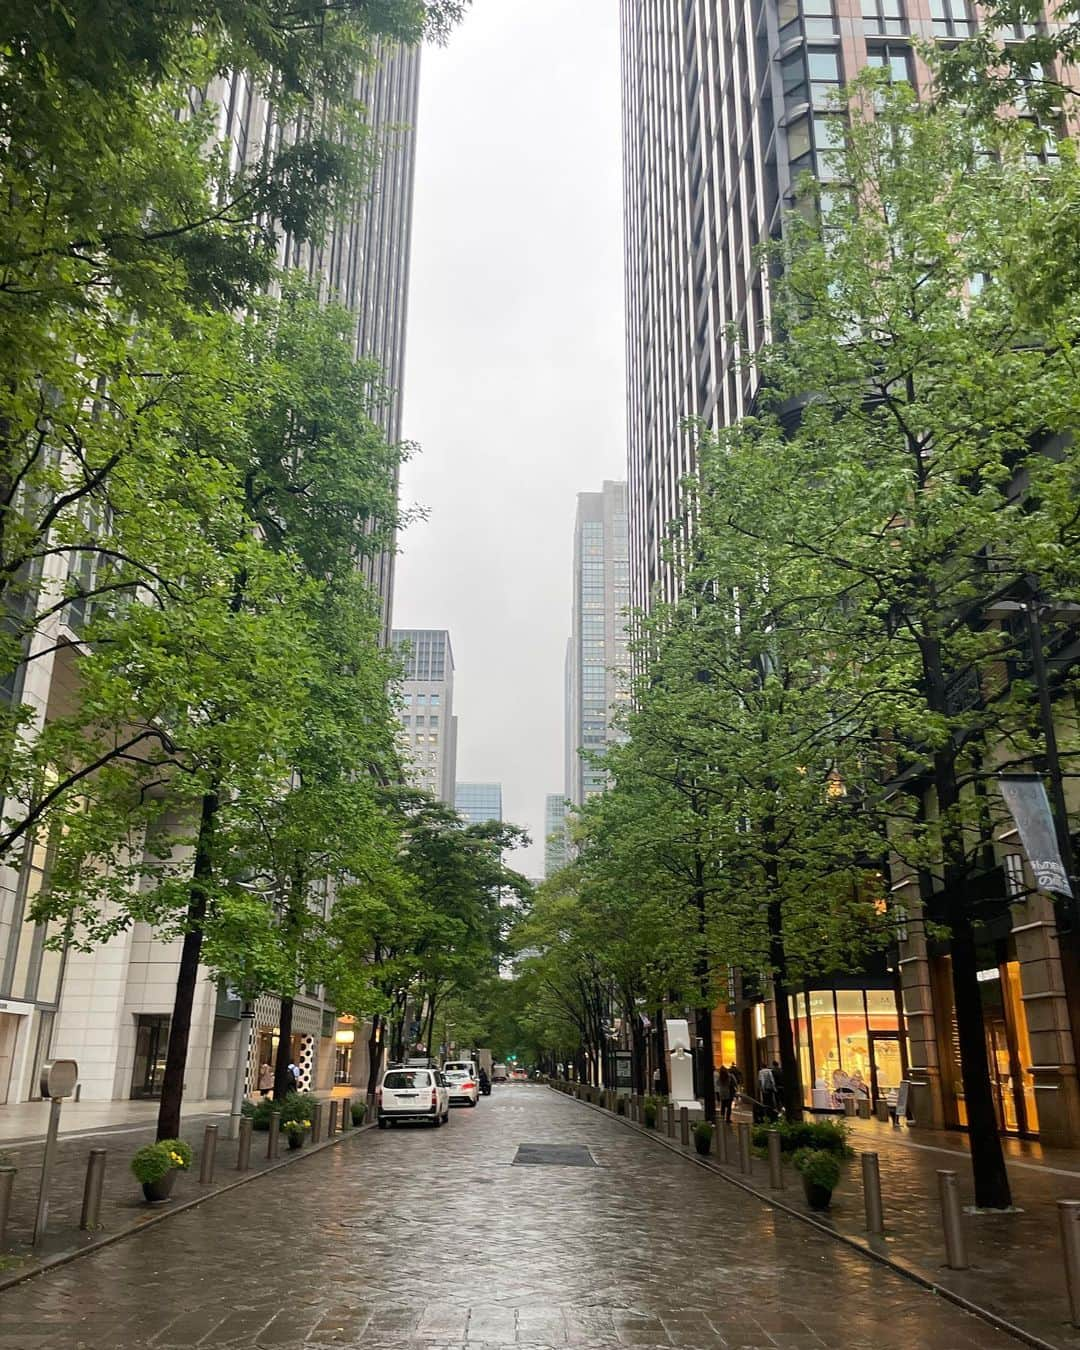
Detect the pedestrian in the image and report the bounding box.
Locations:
[287,1061,301,1094]
[258,1061,273,1097]
[757,1062,776,1122]
[715,1065,733,1123]
[770,1059,784,1119]
[728,1062,742,1095]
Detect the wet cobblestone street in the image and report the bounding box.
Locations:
[0,1086,1023,1349]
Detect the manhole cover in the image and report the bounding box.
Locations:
[512,1143,596,1167]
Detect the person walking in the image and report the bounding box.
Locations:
[757,1062,777,1122]
[258,1061,273,1097]
[715,1065,734,1123]
[287,1061,302,1094]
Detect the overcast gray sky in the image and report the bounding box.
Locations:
[394,1,625,878]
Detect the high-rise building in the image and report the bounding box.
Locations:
[544,794,570,879]
[621,0,926,610]
[392,630,458,804]
[565,482,630,806]
[455,783,503,826]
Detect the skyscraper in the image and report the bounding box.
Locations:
[565,482,630,806]
[621,0,923,610]
[392,629,458,804]
[455,783,503,826]
[544,794,570,879]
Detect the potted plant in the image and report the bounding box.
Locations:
[351,1101,367,1126]
[283,1117,311,1150]
[693,1121,714,1156]
[792,1147,842,1211]
[643,1096,658,1129]
[131,1138,192,1203]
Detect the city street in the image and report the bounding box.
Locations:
[0,1087,1020,1349]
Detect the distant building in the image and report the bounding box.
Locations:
[544,794,570,878]
[392,629,458,804]
[565,482,630,805]
[456,782,503,826]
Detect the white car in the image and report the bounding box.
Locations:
[377,1067,450,1127]
[442,1060,480,1107]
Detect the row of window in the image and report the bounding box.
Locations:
[402,691,441,707]
[400,715,439,728]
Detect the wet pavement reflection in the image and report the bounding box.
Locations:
[0,1086,1023,1348]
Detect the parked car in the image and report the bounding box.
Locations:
[442,1059,480,1106]
[377,1067,450,1127]
[509,1067,528,1081]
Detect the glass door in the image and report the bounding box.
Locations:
[868,1033,902,1107]
[131,1015,170,1099]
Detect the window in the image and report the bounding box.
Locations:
[430,693,440,707]
[429,715,439,728]
[416,693,427,706]
[802,0,838,37]
[807,49,842,107]
[865,45,913,82]
[862,0,905,34]
[414,715,424,728]
[928,0,973,37]
[428,734,438,744]
[401,716,411,728]
[403,693,413,706]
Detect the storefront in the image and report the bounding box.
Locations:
[787,981,907,1112]
[930,946,1040,1137]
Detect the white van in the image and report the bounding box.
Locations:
[442,1059,480,1106]
[492,1062,509,1083]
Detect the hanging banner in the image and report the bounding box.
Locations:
[998,774,1073,898]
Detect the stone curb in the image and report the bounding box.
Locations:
[551,1086,1054,1350]
[0,1117,375,1297]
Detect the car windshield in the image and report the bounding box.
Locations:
[445,1070,467,1078]
[444,1063,471,1073]
[383,1071,430,1089]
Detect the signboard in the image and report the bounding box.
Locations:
[895,1080,911,1121]
[998,774,1073,897]
[39,1059,78,1100]
[614,1051,633,1094]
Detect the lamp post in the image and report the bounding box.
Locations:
[228,998,256,1141]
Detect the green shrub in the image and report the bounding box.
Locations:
[351,1101,367,1125]
[130,1139,191,1184]
[693,1120,714,1143]
[615,1096,626,1116]
[243,1092,318,1132]
[751,1118,850,1157]
[792,1147,842,1191]
[643,1095,660,1128]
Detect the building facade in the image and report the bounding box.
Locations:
[0,44,422,1110]
[565,483,630,806]
[392,629,458,804]
[621,1,1080,1142]
[455,783,503,827]
[544,794,570,879]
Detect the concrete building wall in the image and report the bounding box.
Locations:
[392,629,457,804]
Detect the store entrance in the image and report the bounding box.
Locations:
[868,1033,902,1108]
[131,1015,170,1099]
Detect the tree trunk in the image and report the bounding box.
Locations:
[366,1012,382,1099]
[157,786,218,1140]
[693,852,717,1121]
[653,1008,669,1095]
[273,995,295,1100]
[766,892,803,1122]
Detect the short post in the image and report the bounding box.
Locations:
[738,1121,752,1175]
[716,1121,730,1164]
[937,1170,968,1270]
[0,1166,13,1250]
[1059,1200,1080,1327]
[858,1097,871,1120]
[862,1152,884,1236]
[328,1100,338,1136]
[843,1096,857,1118]
[341,1097,351,1130]
[199,1124,218,1184]
[33,1096,64,1248]
[875,1098,890,1123]
[79,1149,107,1231]
[666,1103,675,1137]
[312,1102,323,1144]
[267,1111,281,1160]
[767,1129,783,1189]
[236,1116,253,1171]
[679,1106,690,1146]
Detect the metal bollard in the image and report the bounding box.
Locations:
[313,1102,324,1143]
[738,1122,752,1175]
[843,1096,857,1117]
[767,1129,783,1189]
[666,1103,675,1137]
[199,1124,218,1184]
[680,1106,690,1146]
[237,1116,253,1171]
[341,1097,352,1129]
[716,1120,730,1164]
[1059,1201,1080,1327]
[858,1097,871,1120]
[328,1100,338,1135]
[80,1149,106,1230]
[875,1098,890,1123]
[862,1152,884,1235]
[267,1111,281,1160]
[937,1170,968,1269]
[0,1167,13,1250]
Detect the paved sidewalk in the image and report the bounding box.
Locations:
[577,1091,1080,1349]
[0,1089,367,1281]
[0,1084,1022,1348]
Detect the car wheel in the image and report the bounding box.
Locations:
[433,1112,442,1128]
[378,1116,388,1130]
